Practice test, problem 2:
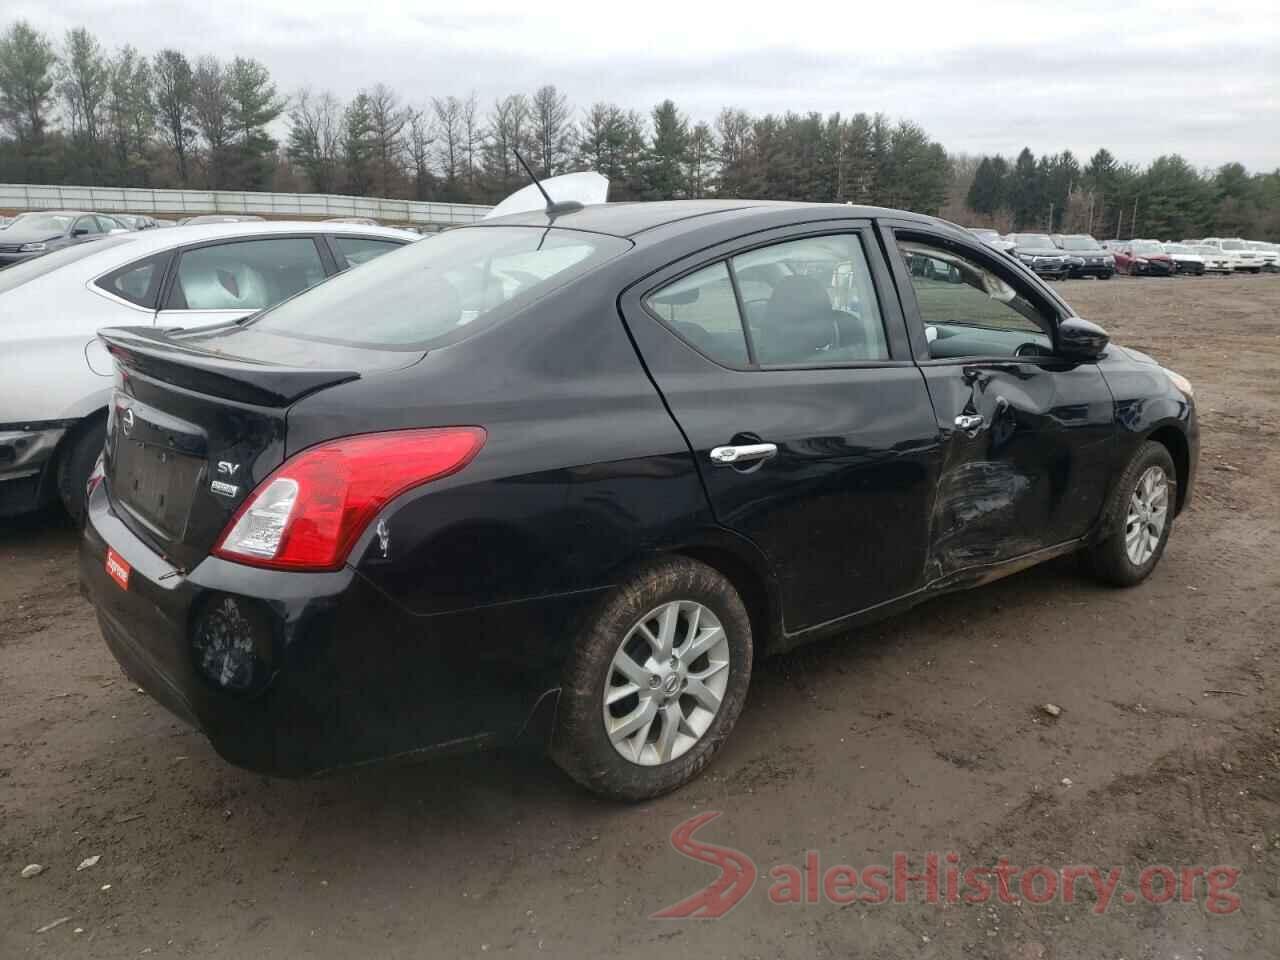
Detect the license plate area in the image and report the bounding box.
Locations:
[113,438,204,540]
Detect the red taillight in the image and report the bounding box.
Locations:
[212,427,486,571]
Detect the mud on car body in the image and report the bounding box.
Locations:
[81,199,1198,801]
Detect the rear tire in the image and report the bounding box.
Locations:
[551,557,753,801]
[56,416,105,525]
[1083,442,1176,587]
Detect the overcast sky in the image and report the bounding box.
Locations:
[11,0,1279,171]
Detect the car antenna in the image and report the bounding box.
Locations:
[513,148,584,218]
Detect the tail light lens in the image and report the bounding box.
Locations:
[213,427,485,571]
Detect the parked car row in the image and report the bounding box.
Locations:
[968,226,1279,278]
[0,220,420,521]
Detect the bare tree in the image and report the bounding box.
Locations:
[407,106,435,200]
[286,86,342,193]
[483,93,531,194]
[460,92,480,193]
[365,82,407,197]
[530,84,572,177]
[152,48,195,184]
[191,55,231,188]
[431,94,462,190]
[59,27,109,178]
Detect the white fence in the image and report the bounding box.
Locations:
[0,183,492,226]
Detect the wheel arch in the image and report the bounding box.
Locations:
[668,532,782,660]
[1146,424,1190,515]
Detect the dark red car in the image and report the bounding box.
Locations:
[1111,240,1174,277]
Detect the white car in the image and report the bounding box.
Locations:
[1189,244,1234,273]
[1244,241,1278,271]
[1159,243,1207,275]
[1198,237,1263,273]
[0,221,417,521]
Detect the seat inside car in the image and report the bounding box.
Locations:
[756,275,841,363]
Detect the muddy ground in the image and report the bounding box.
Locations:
[2,275,1279,959]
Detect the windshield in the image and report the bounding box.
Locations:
[1192,246,1218,255]
[247,226,630,350]
[11,214,73,233]
[1165,244,1192,254]
[1222,240,1244,251]
[1058,236,1102,251]
[0,236,132,294]
[1011,234,1054,247]
[1131,242,1164,254]
[970,229,999,240]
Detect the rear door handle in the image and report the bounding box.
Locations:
[709,443,778,465]
[954,414,984,434]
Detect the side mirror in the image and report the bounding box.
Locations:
[1057,316,1109,360]
[72,227,89,237]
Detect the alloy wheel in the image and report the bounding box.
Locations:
[1125,465,1170,566]
[602,600,730,766]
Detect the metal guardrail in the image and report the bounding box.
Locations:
[0,183,492,226]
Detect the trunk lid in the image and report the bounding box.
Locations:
[99,326,362,570]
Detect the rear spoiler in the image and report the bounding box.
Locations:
[99,327,360,407]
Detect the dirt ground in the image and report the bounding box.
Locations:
[3,275,1279,959]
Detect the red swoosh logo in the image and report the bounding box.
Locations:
[652,811,757,919]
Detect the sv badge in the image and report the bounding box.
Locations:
[216,461,241,477]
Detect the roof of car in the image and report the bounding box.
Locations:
[478,199,936,239]
[91,219,416,256]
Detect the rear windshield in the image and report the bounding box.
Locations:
[0,236,132,295]
[246,225,629,350]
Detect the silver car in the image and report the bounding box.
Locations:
[0,221,417,521]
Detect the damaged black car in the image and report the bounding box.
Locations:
[81,199,1199,801]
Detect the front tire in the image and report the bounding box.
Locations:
[551,557,753,801]
[1083,442,1176,587]
[56,416,106,525]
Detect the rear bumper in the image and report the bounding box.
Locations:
[80,483,567,776]
[0,422,70,517]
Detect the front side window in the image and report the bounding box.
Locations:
[169,238,327,311]
[898,239,1051,360]
[644,262,748,366]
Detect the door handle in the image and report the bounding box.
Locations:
[709,443,778,465]
[954,414,985,434]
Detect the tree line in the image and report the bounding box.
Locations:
[1,19,1276,239]
[959,148,1279,242]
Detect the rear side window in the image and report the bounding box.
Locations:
[167,238,327,311]
[643,232,890,368]
[247,226,629,350]
[643,263,748,366]
[731,235,888,365]
[332,236,404,268]
[94,252,172,308]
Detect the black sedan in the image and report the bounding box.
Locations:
[0,210,122,266]
[1007,233,1078,279]
[80,200,1199,801]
